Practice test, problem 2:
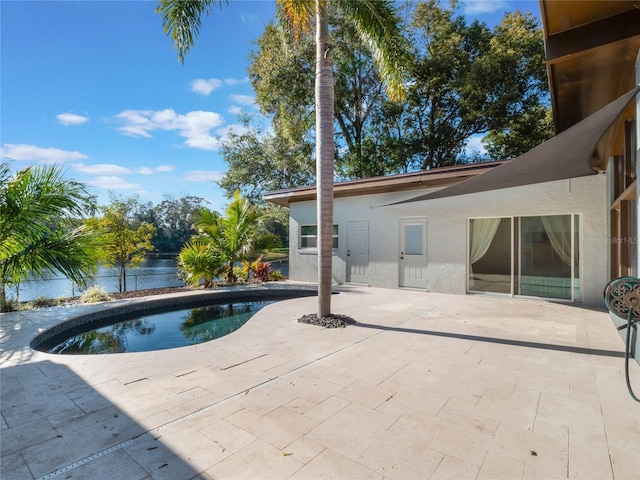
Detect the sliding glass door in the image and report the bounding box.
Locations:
[468,218,512,294]
[469,215,580,301]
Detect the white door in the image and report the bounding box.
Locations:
[399,218,427,288]
[347,221,369,283]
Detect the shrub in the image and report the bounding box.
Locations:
[32,295,49,308]
[232,265,246,283]
[1,298,16,312]
[80,286,111,303]
[269,269,284,281]
[254,261,272,282]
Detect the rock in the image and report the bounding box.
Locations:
[297,313,356,328]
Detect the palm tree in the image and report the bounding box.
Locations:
[158,0,408,316]
[185,191,275,285]
[0,162,98,307]
[177,240,223,288]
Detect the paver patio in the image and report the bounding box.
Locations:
[1,285,639,479]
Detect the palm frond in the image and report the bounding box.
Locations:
[156,0,225,63]
[276,0,319,43]
[337,0,410,102]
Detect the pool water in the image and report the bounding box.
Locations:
[47,300,274,354]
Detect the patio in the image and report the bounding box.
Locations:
[1,285,639,479]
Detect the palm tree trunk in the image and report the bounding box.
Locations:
[315,0,334,317]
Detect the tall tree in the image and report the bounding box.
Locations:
[483,104,554,159]
[218,117,315,202]
[0,163,98,307]
[158,0,408,317]
[400,1,551,168]
[88,194,156,292]
[246,13,393,180]
[152,195,208,252]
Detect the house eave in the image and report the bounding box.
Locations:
[263,161,506,207]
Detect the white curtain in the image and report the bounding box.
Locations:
[469,218,501,288]
[540,215,572,267]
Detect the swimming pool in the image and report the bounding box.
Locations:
[31,286,317,355]
[45,300,273,354]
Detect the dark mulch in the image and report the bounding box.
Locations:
[108,286,191,300]
[298,313,356,328]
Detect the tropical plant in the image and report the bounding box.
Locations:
[158,0,408,316]
[0,162,98,308]
[177,240,223,288]
[241,256,274,282]
[190,191,276,284]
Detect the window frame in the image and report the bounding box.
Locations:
[467,214,581,302]
[299,224,339,251]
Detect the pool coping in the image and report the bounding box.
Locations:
[29,283,319,351]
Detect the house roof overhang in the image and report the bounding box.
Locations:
[540,0,640,137]
[262,161,505,207]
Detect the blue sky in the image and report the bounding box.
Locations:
[1,0,541,211]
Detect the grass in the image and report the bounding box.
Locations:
[260,248,289,262]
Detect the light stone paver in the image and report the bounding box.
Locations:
[1,284,639,480]
[289,448,382,480]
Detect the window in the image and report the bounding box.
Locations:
[300,225,338,250]
[469,215,580,301]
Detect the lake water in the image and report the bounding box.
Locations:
[9,258,289,302]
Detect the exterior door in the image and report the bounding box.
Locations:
[347,220,369,283]
[399,218,428,288]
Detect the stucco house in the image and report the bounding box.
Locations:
[264,1,640,307]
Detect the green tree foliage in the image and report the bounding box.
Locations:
[221,0,552,186]
[237,13,394,184]
[393,1,551,170]
[88,193,156,292]
[152,195,207,252]
[0,163,98,307]
[218,117,314,202]
[483,104,554,159]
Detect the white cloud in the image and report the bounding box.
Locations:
[230,94,255,106]
[85,176,143,191]
[74,162,175,177]
[57,113,89,126]
[224,77,250,86]
[464,134,487,154]
[0,143,88,163]
[183,170,224,182]
[461,0,506,14]
[191,78,223,96]
[228,105,243,115]
[115,109,225,151]
[239,12,257,23]
[74,163,131,175]
[216,123,249,138]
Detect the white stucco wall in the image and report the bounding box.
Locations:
[288,174,608,306]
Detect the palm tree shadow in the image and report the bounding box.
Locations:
[354,322,625,358]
